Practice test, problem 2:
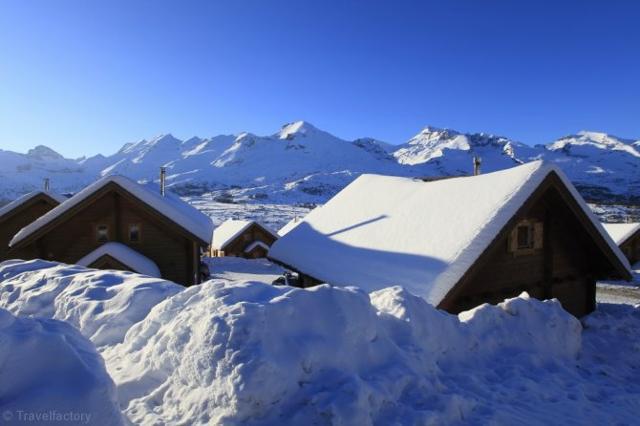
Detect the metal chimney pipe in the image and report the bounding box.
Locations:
[473,156,482,176]
[43,178,50,192]
[160,167,166,196]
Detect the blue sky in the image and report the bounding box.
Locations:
[1,0,639,157]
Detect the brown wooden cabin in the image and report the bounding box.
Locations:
[8,175,213,286]
[211,220,278,259]
[269,162,632,318]
[602,223,640,265]
[0,191,64,261]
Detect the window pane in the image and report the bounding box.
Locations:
[517,225,531,249]
[97,225,109,242]
[129,224,140,242]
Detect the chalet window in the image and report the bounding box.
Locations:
[128,224,141,243]
[516,225,533,249]
[509,219,543,255]
[96,224,109,243]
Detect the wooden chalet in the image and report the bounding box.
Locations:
[211,219,278,259]
[0,190,65,261]
[602,222,640,265]
[8,175,213,286]
[269,161,632,317]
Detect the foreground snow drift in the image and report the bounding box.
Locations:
[105,282,592,425]
[0,308,123,425]
[1,260,639,425]
[0,260,182,349]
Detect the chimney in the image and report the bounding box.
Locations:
[473,156,482,176]
[160,167,166,196]
[43,178,50,192]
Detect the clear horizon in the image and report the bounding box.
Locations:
[2,0,639,157]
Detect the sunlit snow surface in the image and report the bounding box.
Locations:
[0,259,639,425]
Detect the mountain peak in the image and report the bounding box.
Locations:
[277,121,319,140]
[26,145,64,160]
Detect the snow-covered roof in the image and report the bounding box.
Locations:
[602,223,640,246]
[278,217,303,237]
[269,161,630,305]
[212,219,278,250]
[0,191,65,219]
[76,242,161,278]
[10,175,213,247]
[243,240,270,253]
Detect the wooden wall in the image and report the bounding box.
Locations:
[620,232,640,265]
[0,196,59,261]
[442,185,608,317]
[12,185,202,286]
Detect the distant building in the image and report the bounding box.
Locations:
[0,191,65,261]
[602,223,640,265]
[269,161,631,317]
[211,220,278,259]
[9,175,213,286]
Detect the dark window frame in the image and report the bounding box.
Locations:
[96,224,110,243]
[128,223,142,243]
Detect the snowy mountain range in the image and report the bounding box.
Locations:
[1,121,639,205]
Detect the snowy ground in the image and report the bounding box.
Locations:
[183,196,313,231]
[596,262,640,305]
[1,258,640,424]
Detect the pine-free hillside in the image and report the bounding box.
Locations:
[269,161,632,317]
[8,175,213,285]
[1,122,639,205]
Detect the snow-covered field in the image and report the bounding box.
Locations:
[1,258,639,424]
[184,196,313,231]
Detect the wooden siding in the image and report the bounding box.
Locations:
[0,195,60,261]
[440,180,615,317]
[10,184,204,286]
[620,231,640,265]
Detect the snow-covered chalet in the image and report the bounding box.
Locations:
[211,219,278,258]
[269,161,632,317]
[8,175,213,285]
[602,222,640,265]
[0,190,65,261]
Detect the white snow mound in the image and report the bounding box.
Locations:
[106,281,582,425]
[0,259,182,349]
[0,308,124,425]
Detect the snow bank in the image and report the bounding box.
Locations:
[0,308,123,425]
[0,259,182,349]
[106,281,582,425]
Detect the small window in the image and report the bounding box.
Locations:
[509,219,543,255]
[129,224,141,243]
[96,224,109,243]
[516,225,533,249]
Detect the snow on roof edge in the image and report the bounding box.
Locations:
[10,175,213,247]
[76,242,161,278]
[602,222,640,246]
[0,191,65,219]
[244,240,271,253]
